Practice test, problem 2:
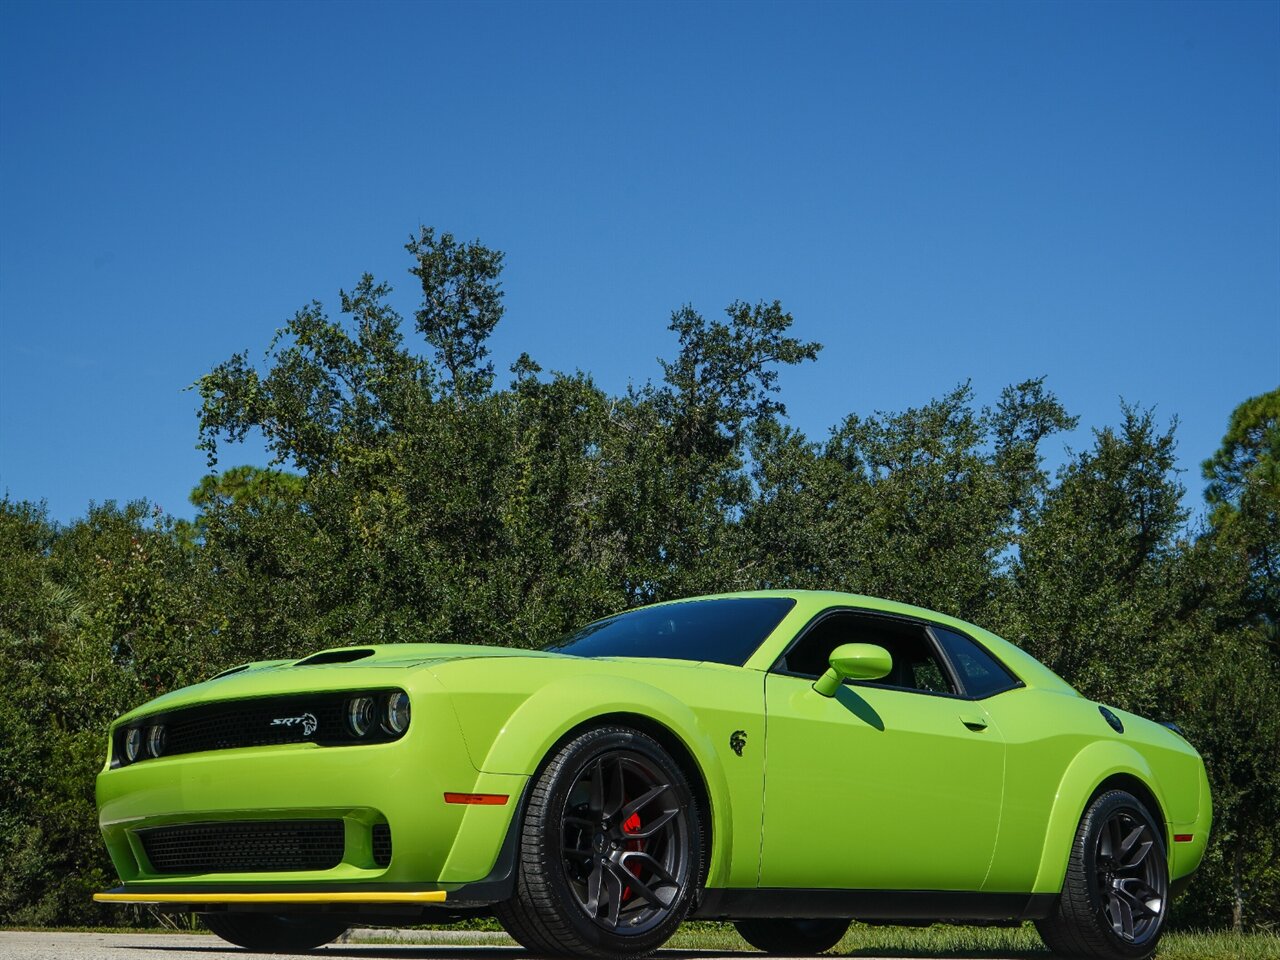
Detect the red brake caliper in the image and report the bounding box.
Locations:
[620,811,643,901]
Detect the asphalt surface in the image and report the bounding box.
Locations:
[0,931,897,960]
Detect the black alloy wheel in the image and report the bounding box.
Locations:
[1095,807,1165,943]
[495,725,704,959]
[1037,790,1169,960]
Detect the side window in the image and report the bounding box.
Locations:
[778,612,957,696]
[932,626,1019,698]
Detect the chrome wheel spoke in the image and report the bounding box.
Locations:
[1110,890,1136,939]
[1116,878,1162,917]
[619,783,669,822]
[602,862,624,929]
[607,859,665,907]
[603,756,627,818]
[1120,838,1153,870]
[587,758,605,815]
[628,807,678,838]
[584,858,603,917]
[1118,824,1146,861]
[620,849,678,887]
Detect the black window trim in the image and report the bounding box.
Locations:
[768,606,1025,702]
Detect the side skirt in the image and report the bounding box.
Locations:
[694,888,1058,922]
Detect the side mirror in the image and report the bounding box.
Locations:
[813,643,892,697]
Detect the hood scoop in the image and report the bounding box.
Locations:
[294,648,375,666]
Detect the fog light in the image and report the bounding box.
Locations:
[124,727,143,763]
[383,692,410,735]
[347,696,376,737]
[147,724,167,758]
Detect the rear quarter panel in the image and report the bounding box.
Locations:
[983,689,1207,894]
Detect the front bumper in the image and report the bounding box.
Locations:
[95,680,526,900]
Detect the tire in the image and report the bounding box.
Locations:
[200,912,348,952]
[1036,789,1169,960]
[495,725,705,959]
[735,917,850,954]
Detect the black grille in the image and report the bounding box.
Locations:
[163,695,348,756]
[139,820,345,874]
[112,689,407,765]
[372,823,392,867]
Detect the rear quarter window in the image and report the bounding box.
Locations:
[932,626,1020,698]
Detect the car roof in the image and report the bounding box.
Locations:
[649,590,1080,696]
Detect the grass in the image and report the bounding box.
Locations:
[6,921,1277,958]
[350,921,1280,959]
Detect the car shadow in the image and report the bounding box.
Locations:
[321,952,750,959]
[109,947,1051,959]
[839,952,1048,959]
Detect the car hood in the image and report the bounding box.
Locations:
[113,643,567,724]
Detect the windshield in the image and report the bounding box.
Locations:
[546,597,796,666]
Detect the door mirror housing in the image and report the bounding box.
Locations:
[813,643,892,697]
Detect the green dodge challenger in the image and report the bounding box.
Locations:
[95,591,1210,959]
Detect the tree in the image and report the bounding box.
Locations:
[407,227,505,401]
[1203,388,1279,644]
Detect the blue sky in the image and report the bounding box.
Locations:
[1,0,1276,524]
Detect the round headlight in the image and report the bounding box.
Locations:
[124,727,143,763]
[347,696,376,737]
[383,692,410,735]
[147,724,167,758]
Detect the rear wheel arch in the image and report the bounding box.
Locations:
[1033,743,1162,893]
[1089,773,1168,850]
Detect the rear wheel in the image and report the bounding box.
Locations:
[1036,790,1169,960]
[495,725,704,959]
[735,917,850,954]
[200,913,348,952]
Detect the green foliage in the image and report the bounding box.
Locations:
[1,229,1275,932]
[1203,388,1279,646]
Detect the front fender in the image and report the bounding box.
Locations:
[431,660,751,888]
[1031,740,1165,893]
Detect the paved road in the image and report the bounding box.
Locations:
[0,931,783,960]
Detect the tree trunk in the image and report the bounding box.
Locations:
[1231,847,1245,932]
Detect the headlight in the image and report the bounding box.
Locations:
[147,724,167,758]
[124,727,143,763]
[383,692,410,735]
[347,696,376,737]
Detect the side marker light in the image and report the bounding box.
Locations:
[443,793,509,805]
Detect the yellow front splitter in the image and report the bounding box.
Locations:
[94,890,447,905]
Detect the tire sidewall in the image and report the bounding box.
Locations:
[536,727,703,954]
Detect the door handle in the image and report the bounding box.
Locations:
[960,714,989,732]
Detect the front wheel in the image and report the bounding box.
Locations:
[201,912,348,952]
[735,917,850,954]
[495,725,704,959]
[1036,790,1169,960]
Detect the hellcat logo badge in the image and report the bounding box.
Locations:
[729,730,747,756]
[270,713,318,737]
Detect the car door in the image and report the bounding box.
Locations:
[757,610,1005,892]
